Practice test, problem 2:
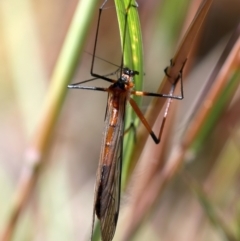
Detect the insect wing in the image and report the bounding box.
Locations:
[92,93,125,241]
[100,135,123,241]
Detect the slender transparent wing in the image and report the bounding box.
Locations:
[91,92,125,241]
[99,135,123,241]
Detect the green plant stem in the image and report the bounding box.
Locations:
[114,0,144,189]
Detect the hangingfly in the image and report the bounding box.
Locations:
[68,0,185,240]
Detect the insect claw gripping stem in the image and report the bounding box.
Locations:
[178,58,187,99]
[124,121,137,143]
[164,59,174,79]
[164,58,187,100]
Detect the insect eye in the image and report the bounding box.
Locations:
[123,68,139,77]
[128,70,139,77]
[123,68,130,75]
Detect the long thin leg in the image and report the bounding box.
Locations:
[90,0,140,84]
[132,88,183,100]
[68,68,121,87]
[129,84,175,144]
[85,50,120,69]
[90,3,115,83]
[128,57,187,143]
[131,58,186,100]
[67,85,109,92]
[131,77,182,100]
[120,0,132,74]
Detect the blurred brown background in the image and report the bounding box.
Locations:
[0,0,240,240]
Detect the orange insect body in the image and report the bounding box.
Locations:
[94,70,136,240]
[68,1,184,240]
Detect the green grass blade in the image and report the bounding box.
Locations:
[114,0,144,189]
